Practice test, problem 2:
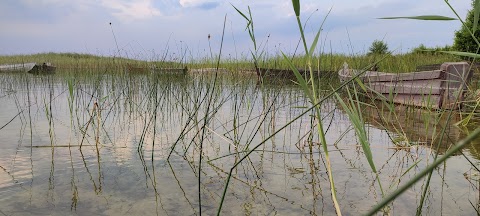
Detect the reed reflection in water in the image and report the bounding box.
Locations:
[0,72,478,215]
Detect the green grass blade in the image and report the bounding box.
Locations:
[378,15,456,20]
[399,159,422,179]
[292,0,300,16]
[438,50,480,58]
[308,28,321,57]
[307,7,332,57]
[281,52,312,100]
[231,4,249,21]
[295,17,308,54]
[291,0,308,54]
[474,0,480,32]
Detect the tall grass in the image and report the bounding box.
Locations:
[0,49,461,78]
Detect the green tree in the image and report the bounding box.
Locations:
[412,44,428,53]
[453,1,480,53]
[368,40,389,55]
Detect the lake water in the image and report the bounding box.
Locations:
[0,71,479,215]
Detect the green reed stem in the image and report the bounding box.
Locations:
[288,1,342,214]
[366,127,480,215]
[198,15,227,215]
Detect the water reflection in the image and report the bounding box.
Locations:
[0,72,478,215]
[359,100,457,143]
[352,99,480,156]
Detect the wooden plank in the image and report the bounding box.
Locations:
[378,94,443,109]
[416,64,442,71]
[368,79,443,95]
[338,69,443,83]
[441,62,471,109]
[258,68,334,78]
[361,70,443,82]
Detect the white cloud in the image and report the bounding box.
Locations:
[179,0,207,7]
[101,0,161,22]
[20,0,68,5]
[18,0,94,12]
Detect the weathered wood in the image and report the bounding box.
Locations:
[152,66,188,74]
[0,62,56,74]
[440,62,472,109]
[359,70,443,82]
[339,68,443,82]
[126,64,188,74]
[0,63,36,72]
[380,94,444,109]
[28,63,56,74]
[416,64,442,71]
[338,62,472,109]
[369,79,443,95]
[258,67,334,78]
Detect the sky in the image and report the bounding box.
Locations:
[0,0,473,61]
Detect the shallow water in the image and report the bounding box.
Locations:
[0,72,479,215]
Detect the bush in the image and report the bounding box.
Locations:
[453,1,480,54]
[411,44,453,54]
[368,40,389,55]
[412,44,428,54]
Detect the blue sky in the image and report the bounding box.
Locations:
[0,0,472,61]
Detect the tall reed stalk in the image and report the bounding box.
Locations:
[283,1,343,214]
[231,4,263,80]
[198,14,226,215]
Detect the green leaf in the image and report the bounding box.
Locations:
[308,26,321,57]
[292,0,300,17]
[474,0,480,32]
[281,52,313,101]
[378,15,456,20]
[307,7,332,57]
[438,50,480,58]
[231,4,249,21]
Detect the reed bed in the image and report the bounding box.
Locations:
[0,50,463,76]
[0,52,479,215]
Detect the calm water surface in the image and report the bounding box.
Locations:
[0,72,479,215]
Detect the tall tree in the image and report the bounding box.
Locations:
[453,0,480,54]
